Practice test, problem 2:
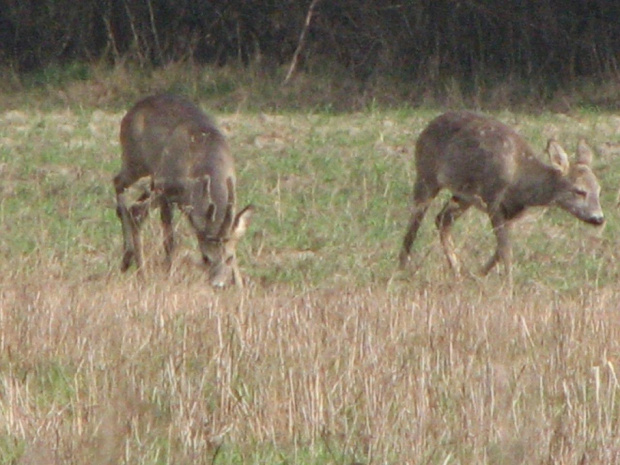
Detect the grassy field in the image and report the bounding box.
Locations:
[1,74,620,464]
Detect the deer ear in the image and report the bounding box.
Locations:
[576,139,594,166]
[187,175,211,204]
[230,205,254,240]
[205,203,217,222]
[546,139,569,175]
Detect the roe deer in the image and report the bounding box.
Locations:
[398,111,604,280]
[113,94,254,287]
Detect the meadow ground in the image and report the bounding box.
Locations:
[1,74,620,464]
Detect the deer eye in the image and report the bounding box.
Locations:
[573,188,587,198]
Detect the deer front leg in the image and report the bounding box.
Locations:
[159,198,175,272]
[482,214,512,281]
[127,194,152,271]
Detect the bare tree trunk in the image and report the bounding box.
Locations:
[146,0,164,64]
[283,0,321,84]
[103,10,121,64]
[123,0,145,66]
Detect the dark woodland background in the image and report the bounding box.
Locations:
[1,0,619,107]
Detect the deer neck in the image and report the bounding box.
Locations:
[502,162,564,218]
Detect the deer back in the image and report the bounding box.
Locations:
[416,112,533,208]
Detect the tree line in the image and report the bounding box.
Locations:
[1,0,618,84]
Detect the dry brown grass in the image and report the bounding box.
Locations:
[1,263,620,464]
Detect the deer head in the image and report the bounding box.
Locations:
[547,139,604,226]
[188,177,254,288]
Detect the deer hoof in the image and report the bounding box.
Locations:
[398,252,411,270]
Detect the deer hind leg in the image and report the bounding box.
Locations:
[399,182,439,269]
[435,196,472,276]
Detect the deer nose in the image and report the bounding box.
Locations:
[588,214,605,226]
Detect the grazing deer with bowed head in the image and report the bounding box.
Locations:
[399,111,604,281]
[113,94,254,287]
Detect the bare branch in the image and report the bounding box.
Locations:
[122,0,145,66]
[146,0,164,64]
[283,0,321,85]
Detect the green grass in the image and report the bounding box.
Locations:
[1,100,618,286]
[0,95,617,287]
[1,68,620,464]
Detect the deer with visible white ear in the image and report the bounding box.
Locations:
[399,111,604,281]
[113,94,254,288]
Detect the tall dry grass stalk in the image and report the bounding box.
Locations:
[1,261,619,464]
